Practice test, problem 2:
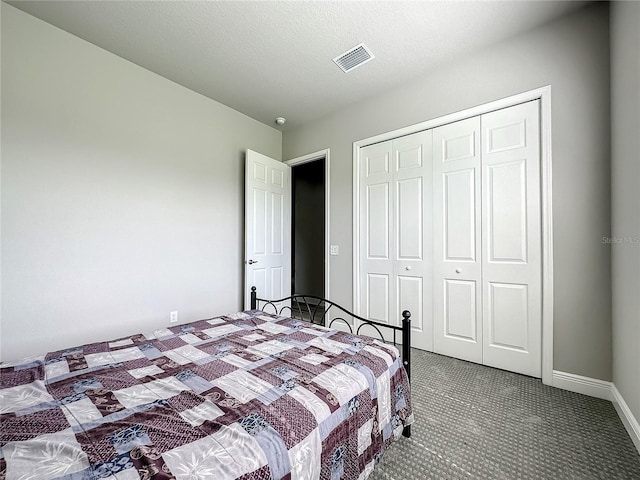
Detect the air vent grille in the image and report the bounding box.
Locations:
[333,43,374,73]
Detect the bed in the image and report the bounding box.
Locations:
[0,288,413,480]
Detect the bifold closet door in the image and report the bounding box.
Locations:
[359,141,394,328]
[432,117,483,364]
[358,131,432,350]
[358,100,542,375]
[393,131,432,351]
[481,101,541,377]
[432,101,542,377]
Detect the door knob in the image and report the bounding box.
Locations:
[455,268,461,273]
[405,266,412,271]
[247,259,258,265]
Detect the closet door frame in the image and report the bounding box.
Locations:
[353,86,554,386]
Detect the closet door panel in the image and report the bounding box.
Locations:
[443,168,477,261]
[393,130,432,350]
[397,177,422,260]
[366,273,390,324]
[486,160,528,263]
[444,279,478,341]
[482,100,541,377]
[487,282,529,351]
[360,141,394,327]
[367,183,390,259]
[433,117,482,363]
[397,275,423,334]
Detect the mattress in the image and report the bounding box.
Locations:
[0,309,412,480]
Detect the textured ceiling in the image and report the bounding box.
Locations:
[8,1,588,130]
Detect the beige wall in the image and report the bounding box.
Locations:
[0,4,281,361]
[283,3,612,380]
[611,1,640,428]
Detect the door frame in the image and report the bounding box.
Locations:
[285,149,331,299]
[353,86,554,385]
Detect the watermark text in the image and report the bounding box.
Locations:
[602,235,640,245]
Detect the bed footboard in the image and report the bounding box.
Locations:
[250,286,412,438]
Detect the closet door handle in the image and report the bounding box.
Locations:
[405,266,412,271]
[455,268,462,273]
[247,259,259,265]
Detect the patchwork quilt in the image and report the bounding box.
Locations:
[0,310,413,480]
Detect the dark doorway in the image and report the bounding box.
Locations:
[291,159,325,297]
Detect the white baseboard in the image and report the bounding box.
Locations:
[552,370,612,400]
[552,370,640,454]
[611,384,640,454]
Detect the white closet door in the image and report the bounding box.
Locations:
[359,141,394,327]
[393,131,432,350]
[433,117,483,363]
[481,101,541,377]
[358,132,432,349]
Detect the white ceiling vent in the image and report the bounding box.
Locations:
[333,43,375,73]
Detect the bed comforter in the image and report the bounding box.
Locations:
[0,309,412,480]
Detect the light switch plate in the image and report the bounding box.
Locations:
[330,245,339,255]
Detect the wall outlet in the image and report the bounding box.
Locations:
[170,311,178,323]
[330,245,339,255]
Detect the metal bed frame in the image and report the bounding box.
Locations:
[249,286,412,438]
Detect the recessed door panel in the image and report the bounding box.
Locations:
[398,276,423,331]
[397,177,422,260]
[271,192,283,255]
[444,280,477,341]
[442,132,476,162]
[367,274,389,324]
[253,189,267,255]
[487,120,526,153]
[487,160,527,263]
[253,162,267,183]
[397,145,422,171]
[367,152,389,177]
[487,282,528,351]
[444,169,476,261]
[251,268,266,302]
[271,168,284,188]
[367,183,390,259]
[271,267,284,301]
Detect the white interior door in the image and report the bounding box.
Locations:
[432,117,483,364]
[244,150,291,309]
[481,100,541,377]
[358,132,432,350]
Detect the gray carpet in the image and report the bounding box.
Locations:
[371,349,640,480]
